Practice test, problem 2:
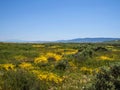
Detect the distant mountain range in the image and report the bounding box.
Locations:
[56,38,120,43]
[1,38,120,43]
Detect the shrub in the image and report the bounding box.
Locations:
[55,60,69,71]
[94,46,108,52]
[0,69,48,90]
[74,48,94,63]
[86,63,120,90]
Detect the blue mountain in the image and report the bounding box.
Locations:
[56,38,120,43]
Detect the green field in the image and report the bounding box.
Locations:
[0,42,120,90]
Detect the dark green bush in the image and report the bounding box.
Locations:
[86,63,120,90]
[74,48,94,63]
[94,46,108,52]
[55,60,69,71]
[48,57,56,62]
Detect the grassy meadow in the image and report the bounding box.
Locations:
[0,42,120,90]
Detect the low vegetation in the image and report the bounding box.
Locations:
[0,42,120,90]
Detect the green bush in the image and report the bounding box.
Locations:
[74,48,94,63]
[86,63,120,90]
[55,60,69,71]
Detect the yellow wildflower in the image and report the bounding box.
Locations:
[58,49,78,55]
[49,45,61,48]
[99,56,113,61]
[19,62,34,70]
[0,64,15,71]
[31,70,63,84]
[34,56,48,64]
[32,44,45,48]
[46,53,62,61]
[34,52,62,63]
[39,73,63,83]
[80,67,93,74]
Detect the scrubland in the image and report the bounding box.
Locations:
[0,42,120,90]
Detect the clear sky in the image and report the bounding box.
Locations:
[0,0,120,41]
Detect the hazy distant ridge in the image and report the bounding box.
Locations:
[56,38,120,43]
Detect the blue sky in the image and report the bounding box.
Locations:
[0,0,120,41]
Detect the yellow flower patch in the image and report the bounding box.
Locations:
[46,53,62,61]
[80,67,99,74]
[19,62,34,70]
[34,53,62,64]
[34,56,48,64]
[57,49,78,55]
[80,67,93,74]
[0,64,15,71]
[99,56,113,61]
[49,45,61,48]
[38,73,62,83]
[32,44,45,48]
[31,70,63,84]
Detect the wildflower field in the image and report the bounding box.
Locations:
[0,42,120,90]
